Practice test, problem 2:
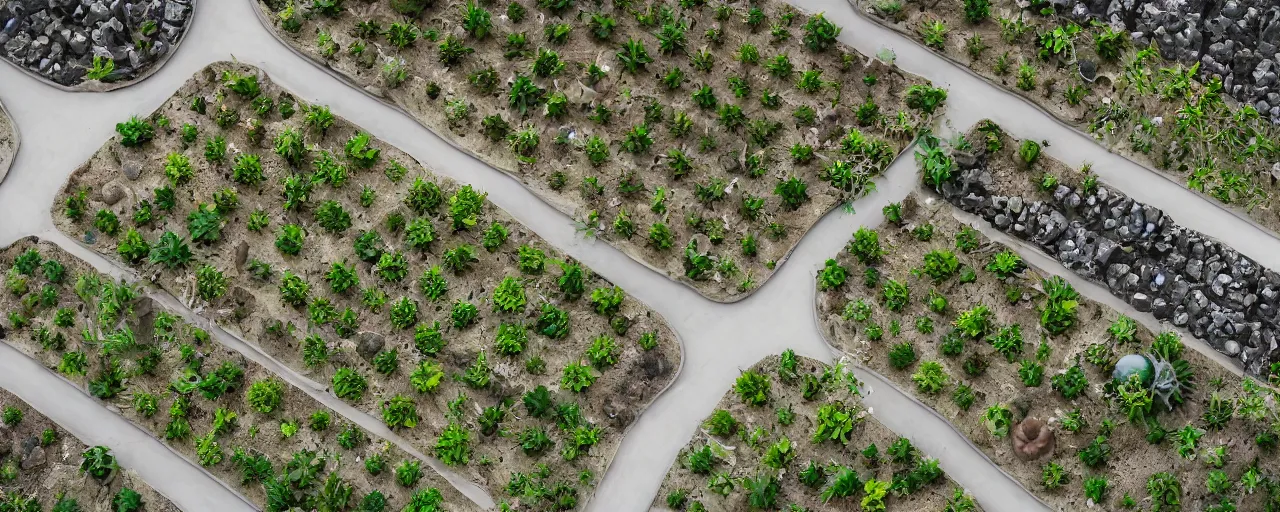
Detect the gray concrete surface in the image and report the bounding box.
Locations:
[1,0,1278,510]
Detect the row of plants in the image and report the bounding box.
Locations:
[0,388,178,512]
[53,62,681,510]
[253,0,948,301]
[816,190,1280,510]
[1,240,476,511]
[654,352,980,511]
[857,0,1280,233]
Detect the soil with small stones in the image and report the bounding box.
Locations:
[50,61,681,508]
[253,0,940,302]
[0,102,15,182]
[0,388,178,512]
[816,193,1276,511]
[653,354,978,511]
[0,238,476,511]
[854,0,1280,236]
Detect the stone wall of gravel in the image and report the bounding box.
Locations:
[0,0,193,88]
[1062,0,1280,121]
[940,159,1280,376]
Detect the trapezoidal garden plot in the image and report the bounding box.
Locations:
[253,0,949,301]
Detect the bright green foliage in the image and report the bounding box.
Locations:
[586,335,618,368]
[735,370,771,406]
[847,228,885,264]
[79,446,118,480]
[921,250,959,281]
[344,132,381,168]
[912,361,948,394]
[434,422,471,465]
[451,300,479,328]
[1147,472,1181,511]
[589,286,625,316]
[275,224,305,255]
[186,203,222,244]
[116,116,155,147]
[989,324,1024,362]
[1042,461,1068,489]
[117,229,150,264]
[493,323,527,356]
[325,261,359,294]
[195,265,227,302]
[881,279,909,312]
[812,402,855,445]
[986,250,1023,278]
[1108,315,1138,343]
[982,404,1013,437]
[889,342,917,370]
[801,13,840,52]
[448,185,487,231]
[817,259,848,290]
[278,271,310,307]
[1051,364,1089,400]
[954,304,991,337]
[315,201,352,233]
[389,297,418,329]
[561,361,596,392]
[381,394,418,429]
[491,276,527,312]
[332,368,367,401]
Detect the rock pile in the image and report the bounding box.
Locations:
[940,157,1280,376]
[1064,0,1280,122]
[0,0,193,87]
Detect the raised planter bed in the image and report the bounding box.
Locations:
[852,0,1280,236]
[50,61,682,509]
[0,387,178,512]
[1,238,475,511]
[816,189,1280,510]
[250,0,948,302]
[0,0,195,91]
[653,352,981,511]
[938,120,1280,377]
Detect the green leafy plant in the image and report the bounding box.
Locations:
[982,404,1013,438]
[1039,276,1079,334]
[911,361,948,394]
[1051,364,1089,400]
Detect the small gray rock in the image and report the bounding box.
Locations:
[356,332,384,361]
[99,181,126,205]
[121,159,142,180]
[1132,292,1153,312]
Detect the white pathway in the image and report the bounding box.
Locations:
[0,0,1276,511]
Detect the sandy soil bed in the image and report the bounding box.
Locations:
[815,192,1279,510]
[0,387,177,512]
[49,61,682,509]
[653,353,981,511]
[250,0,946,302]
[0,100,15,182]
[0,238,476,511]
[852,0,1280,236]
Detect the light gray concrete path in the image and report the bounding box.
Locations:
[0,342,257,512]
[1,0,1276,510]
